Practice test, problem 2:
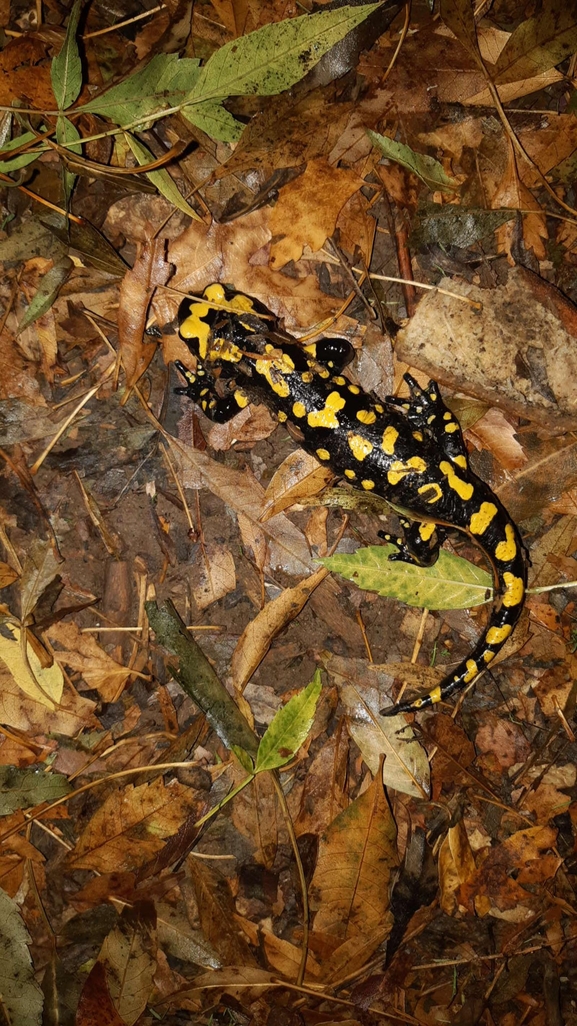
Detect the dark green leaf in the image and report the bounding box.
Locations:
[51,0,84,110]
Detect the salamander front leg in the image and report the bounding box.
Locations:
[174,361,250,423]
[380,518,446,568]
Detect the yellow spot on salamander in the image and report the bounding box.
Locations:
[375,403,384,413]
[254,347,295,398]
[362,479,375,490]
[439,460,474,500]
[407,456,427,472]
[418,482,443,504]
[308,390,346,429]
[293,401,306,418]
[428,685,442,705]
[277,410,287,422]
[387,460,411,485]
[419,522,436,541]
[316,448,331,461]
[382,426,399,455]
[454,455,467,468]
[205,283,226,303]
[443,412,452,420]
[234,390,249,408]
[445,421,459,433]
[344,469,356,479]
[304,343,317,357]
[332,375,346,386]
[495,523,517,562]
[356,409,376,425]
[413,431,424,442]
[208,337,243,363]
[348,433,373,460]
[469,501,498,536]
[502,572,524,607]
[301,371,314,383]
[483,650,495,663]
[486,623,512,645]
[463,659,478,683]
[348,384,360,394]
[318,368,330,379]
[180,306,212,359]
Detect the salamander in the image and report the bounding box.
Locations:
[174,283,528,715]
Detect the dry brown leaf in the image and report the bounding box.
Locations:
[75,961,126,1026]
[461,825,560,918]
[309,772,399,939]
[192,542,236,611]
[70,778,203,872]
[47,621,134,702]
[185,858,257,968]
[261,448,335,521]
[270,159,363,269]
[171,441,313,574]
[491,146,548,260]
[0,658,96,735]
[231,565,329,692]
[98,901,157,1026]
[438,819,477,915]
[292,734,348,837]
[468,408,527,471]
[207,403,277,450]
[235,914,322,980]
[118,237,171,390]
[396,267,577,430]
[168,209,350,333]
[231,768,281,869]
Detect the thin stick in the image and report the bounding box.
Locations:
[352,268,483,309]
[270,772,310,987]
[30,362,115,474]
[83,5,164,38]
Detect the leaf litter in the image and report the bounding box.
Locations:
[0,0,577,1023]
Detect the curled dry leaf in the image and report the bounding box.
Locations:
[231,565,329,692]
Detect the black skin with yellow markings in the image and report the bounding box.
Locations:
[175,284,528,715]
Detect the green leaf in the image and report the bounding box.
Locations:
[368,131,461,192]
[124,134,202,220]
[17,257,73,333]
[56,116,81,202]
[0,766,71,815]
[51,0,83,110]
[493,3,577,85]
[439,0,482,64]
[411,203,515,249]
[255,670,322,773]
[321,544,493,611]
[82,53,201,128]
[0,131,40,173]
[146,600,259,757]
[187,4,381,104]
[181,101,244,144]
[0,890,43,1026]
[231,745,255,774]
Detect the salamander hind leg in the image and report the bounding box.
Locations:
[386,375,469,465]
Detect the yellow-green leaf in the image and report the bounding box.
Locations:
[321,544,493,610]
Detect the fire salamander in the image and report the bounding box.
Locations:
[175,283,528,715]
